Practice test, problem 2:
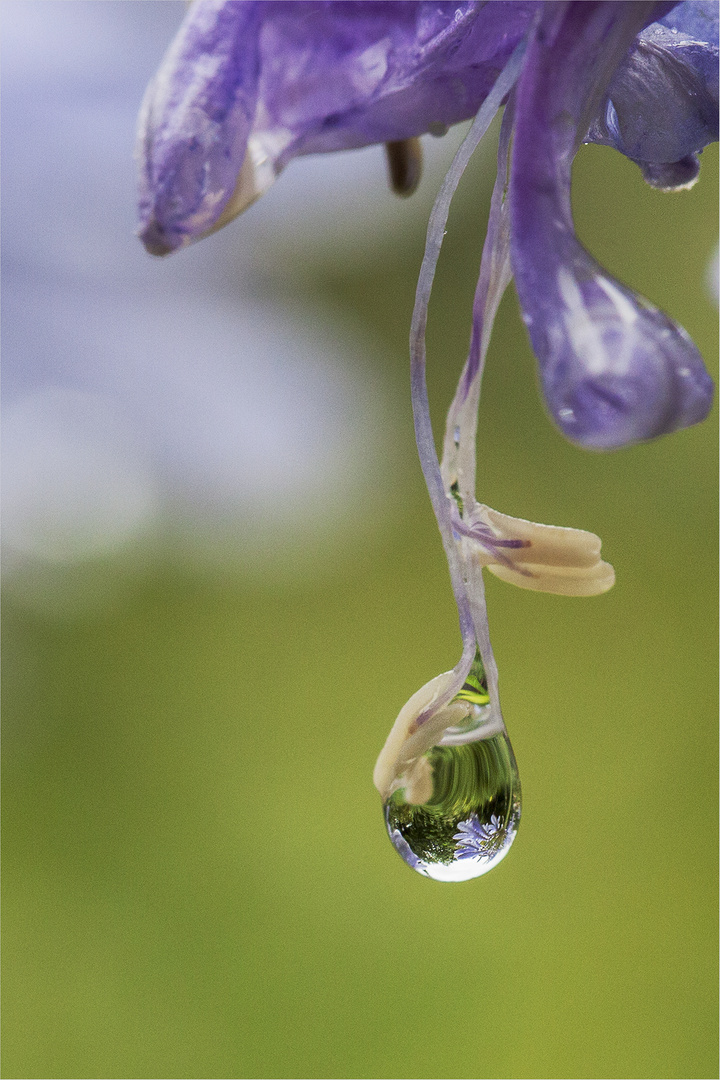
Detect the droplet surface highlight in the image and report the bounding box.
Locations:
[384,731,521,882]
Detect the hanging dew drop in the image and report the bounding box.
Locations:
[383,651,521,881]
[384,733,521,881]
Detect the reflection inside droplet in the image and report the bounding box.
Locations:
[382,651,521,881]
[384,731,521,881]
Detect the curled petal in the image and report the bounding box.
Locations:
[510,2,714,450]
[487,560,615,596]
[637,154,701,191]
[136,1,262,255]
[466,506,615,596]
[204,130,278,235]
[587,5,719,183]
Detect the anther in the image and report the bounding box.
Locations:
[384,138,423,197]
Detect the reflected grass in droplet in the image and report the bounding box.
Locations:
[384,731,521,881]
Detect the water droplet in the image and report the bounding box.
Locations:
[428,121,449,138]
[449,480,464,517]
[453,424,461,447]
[453,648,489,710]
[384,730,521,881]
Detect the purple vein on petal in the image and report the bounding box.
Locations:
[510,2,713,450]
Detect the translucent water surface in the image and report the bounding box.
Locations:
[384,730,521,881]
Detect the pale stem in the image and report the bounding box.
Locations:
[408,41,526,731]
[439,98,516,719]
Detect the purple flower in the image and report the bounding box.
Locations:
[510,3,717,448]
[137,1,717,449]
[453,814,506,859]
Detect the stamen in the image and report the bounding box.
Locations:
[384,138,423,197]
[375,36,534,881]
[408,39,528,727]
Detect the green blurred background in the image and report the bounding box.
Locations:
[2,15,718,1075]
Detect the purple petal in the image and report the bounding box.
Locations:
[510,2,713,450]
[256,1,539,162]
[136,1,545,252]
[587,3,719,185]
[136,0,262,255]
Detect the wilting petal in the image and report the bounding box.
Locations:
[588,2,719,188]
[137,1,262,254]
[219,1,540,232]
[136,1,716,449]
[510,2,714,450]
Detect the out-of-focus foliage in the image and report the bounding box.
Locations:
[2,4,717,1079]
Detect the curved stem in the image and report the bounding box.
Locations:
[439,97,517,719]
[409,40,527,728]
[441,97,516,506]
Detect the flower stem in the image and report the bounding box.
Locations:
[409,39,527,729]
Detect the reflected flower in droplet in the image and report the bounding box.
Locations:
[453,813,506,860]
[376,650,522,881]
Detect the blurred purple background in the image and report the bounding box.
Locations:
[3,1,466,581]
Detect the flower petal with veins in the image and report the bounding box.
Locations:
[137,1,262,255]
[137,1,716,449]
[510,2,714,449]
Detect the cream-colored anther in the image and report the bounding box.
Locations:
[200,135,277,239]
[469,506,615,596]
[402,755,434,805]
[373,670,461,802]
